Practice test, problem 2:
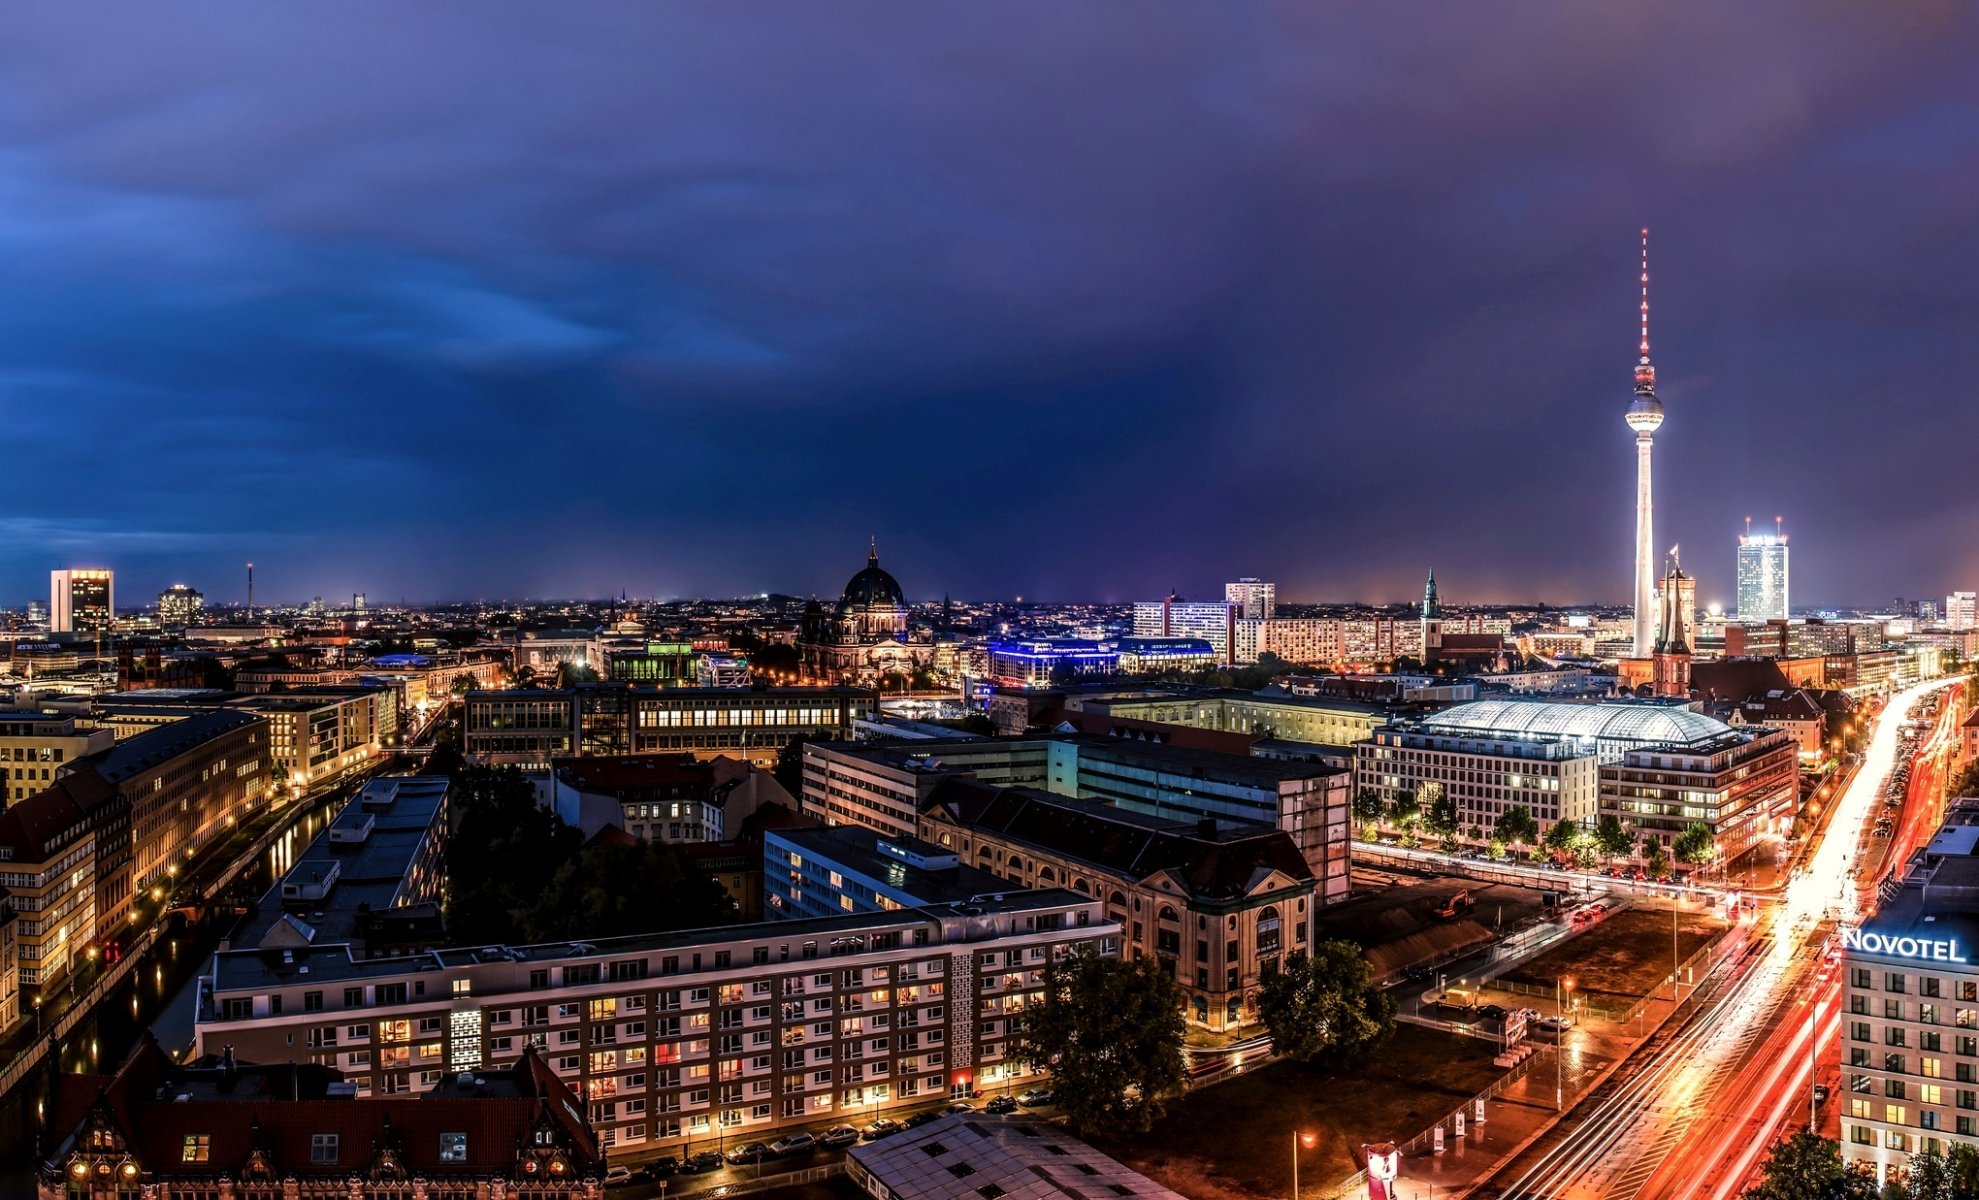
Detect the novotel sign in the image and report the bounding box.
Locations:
[1842,927,1969,963]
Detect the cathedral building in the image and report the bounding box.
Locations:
[800,542,938,682]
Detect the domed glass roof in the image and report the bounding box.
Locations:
[1420,699,1732,756]
[840,543,907,609]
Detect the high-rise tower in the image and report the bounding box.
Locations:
[1736,516,1791,621]
[1627,228,1665,657]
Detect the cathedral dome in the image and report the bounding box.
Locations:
[841,543,907,609]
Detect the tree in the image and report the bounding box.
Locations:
[1891,1144,1979,1199]
[1352,788,1386,826]
[1740,1132,1876,1200]
[1421,784,1459,840]
[1495,806,1539,850]
[1015,946,1185,1137]
[1544,819,1581,860]
[1674,821,1717,867]
[523,839,737,942]
[269,762,290,792]
[1594,814,1637,864]
[774,730,833,800]
[1256,942,1396,1066]
[450,672,477,695]
[1644,838,1672,881]
[1388,789,1421,829]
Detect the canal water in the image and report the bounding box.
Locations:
[0,789,347,1193]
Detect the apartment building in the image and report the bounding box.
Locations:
[0,784,96,991]
[918,779,1315,1030]
[193,893,1115,1154]
[0,713,114,805]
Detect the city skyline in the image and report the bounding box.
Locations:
[2,7,1977,606]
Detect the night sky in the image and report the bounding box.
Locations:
[4,4,1977,610]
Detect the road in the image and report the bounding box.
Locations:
[1470,675,1959,1200]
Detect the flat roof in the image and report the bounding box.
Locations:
[849,1113,1186,1200]
[765,826,1012,905]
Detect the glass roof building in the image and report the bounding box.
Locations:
[1418,699,1737,762]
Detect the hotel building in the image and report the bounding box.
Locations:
[193,893,1114,1154]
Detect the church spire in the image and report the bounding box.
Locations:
[868,536,878,567]
[1422,568,1440,619]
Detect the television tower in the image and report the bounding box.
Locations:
[1626,228,1666,657]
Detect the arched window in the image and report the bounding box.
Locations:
[1107,890,1128,910]
[1158,906,1179,923]
[1037,867,1056,884]
[1073,879,1091,894]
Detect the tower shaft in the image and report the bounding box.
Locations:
[1634,431,1655,656]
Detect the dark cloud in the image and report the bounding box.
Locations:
[0,3,1974,607]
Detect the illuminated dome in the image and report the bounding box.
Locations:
[1626,388,1665,433]
[1419,699,1732,760]
[841,543,906,609]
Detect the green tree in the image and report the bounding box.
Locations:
[1256,942,1396,1066]
[1495,805,1539,850]
[1388,788,1421,829]
[1674,821,1717,867]
[1740,1132,1876,1200]
[1486,838,1508,861]
[1644,838,1672,881]
[445,766,584,944]
[1015,946,1185,1137]
[450,672,477,695]
[269,762,290,792]
[1421,784,1459,839]
[1352,788,1386,826]
[1544,819,1581,860]
[1595,813,1637,863]
[554,660,599,688]
[523,839,738,942]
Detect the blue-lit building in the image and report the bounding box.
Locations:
[984,637,1216,686]
[764,825,1010,920]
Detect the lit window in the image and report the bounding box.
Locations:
[182,1135,210,1163]
[440,1132,468,1162]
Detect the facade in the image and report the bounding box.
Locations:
[1232,617,1344,668]
[1357,721,1602,835]
[764,827,1008,920]
[193,894,1114,1153]
[156,583,205,626]
[1078,691,1388,751]
[41,1038,600,1200]
[1737,524,1791,621]
[1839,806,1979,1187]
[801,544,938,682]
[0,785,96,990]
[1224,578,1276,620]
[0,714,114,806]
[234,689,396,791]
[1115,637,1216,674]
[1628,230,1665,656]
[919,779,1316,1030]
[464,685,875,770]
[50,569,115,636]
[1729,689,1829,762]
[1652,554,1692,699]
[549,754,789,842]
[1601,723,1799,859]
[1132,598,1237,665]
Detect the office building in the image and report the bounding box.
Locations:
[156,583,204,627]
[1839,803,1979,1186]
[1132,598,1237,665]
[1224,578,1276,620]
[233,689,399,792]
[1737,519,1791,621]
[238,776,450,959]
[462,684,874,770]
[550,754,789,842]
[1627,230,1666,656]
[0,785,98,991]
[764,826,1008,920]
[50,568,114,636]
[919,779,1315,1030]
[0,713,114,805]
[848,1113,1187,1200]
[193,893,1113,1152]
[1115,637,1216,673]
[1076,690,1388,752]
[41,1038,600,1199]
[1948,592,1977,632]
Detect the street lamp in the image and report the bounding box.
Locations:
[1555,977,1575,1111]
[1291,1130,1317,1200]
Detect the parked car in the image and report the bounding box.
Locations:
[682,1152,726,1174]
[862,1118,904,1140]
[1477,1004,1508,1021]
[726,1142,771,1165]
[905,1110,944,1128]
[821,1126,861,1148]
[604,1167,637,1188]
[1017,1088,1055,1106]
[640,1158,680,1180]
[769,1133,816,1157]
[1536,1014,1573,1033]
[945,1102,976,1115]
[985,1096,1019,1114]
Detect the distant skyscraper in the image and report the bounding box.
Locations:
[50,568,114,635]
[1224,578,1275,620]
[1626,229,1665,657]
[158,583,205,626]
[1948,592,1977,631]
[1736,517,1790,621]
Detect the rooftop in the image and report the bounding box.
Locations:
[1418,699,1736,751]
[849,1113,1186,1200]
[767,825,1012,905]
[90,709,264,784]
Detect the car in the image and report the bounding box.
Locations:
[682,1151,726,1174]
[862,1118,904,1140]
[1404,965,1430,982]
[641,1158,680,1180]
[1813,1084,1832,1104]
[726,1142,771,1165]
[985,1096,1019,1114]
[1477,1004,1508,1021]
[1536,1014,1573,1033]
[1017,1088,1054,1106]
[769,1133,816,1157]
[821,1126,861,1148]
[904,1110,943,1128]
[604,1167,637,1188]
[945,1102,976,1115]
